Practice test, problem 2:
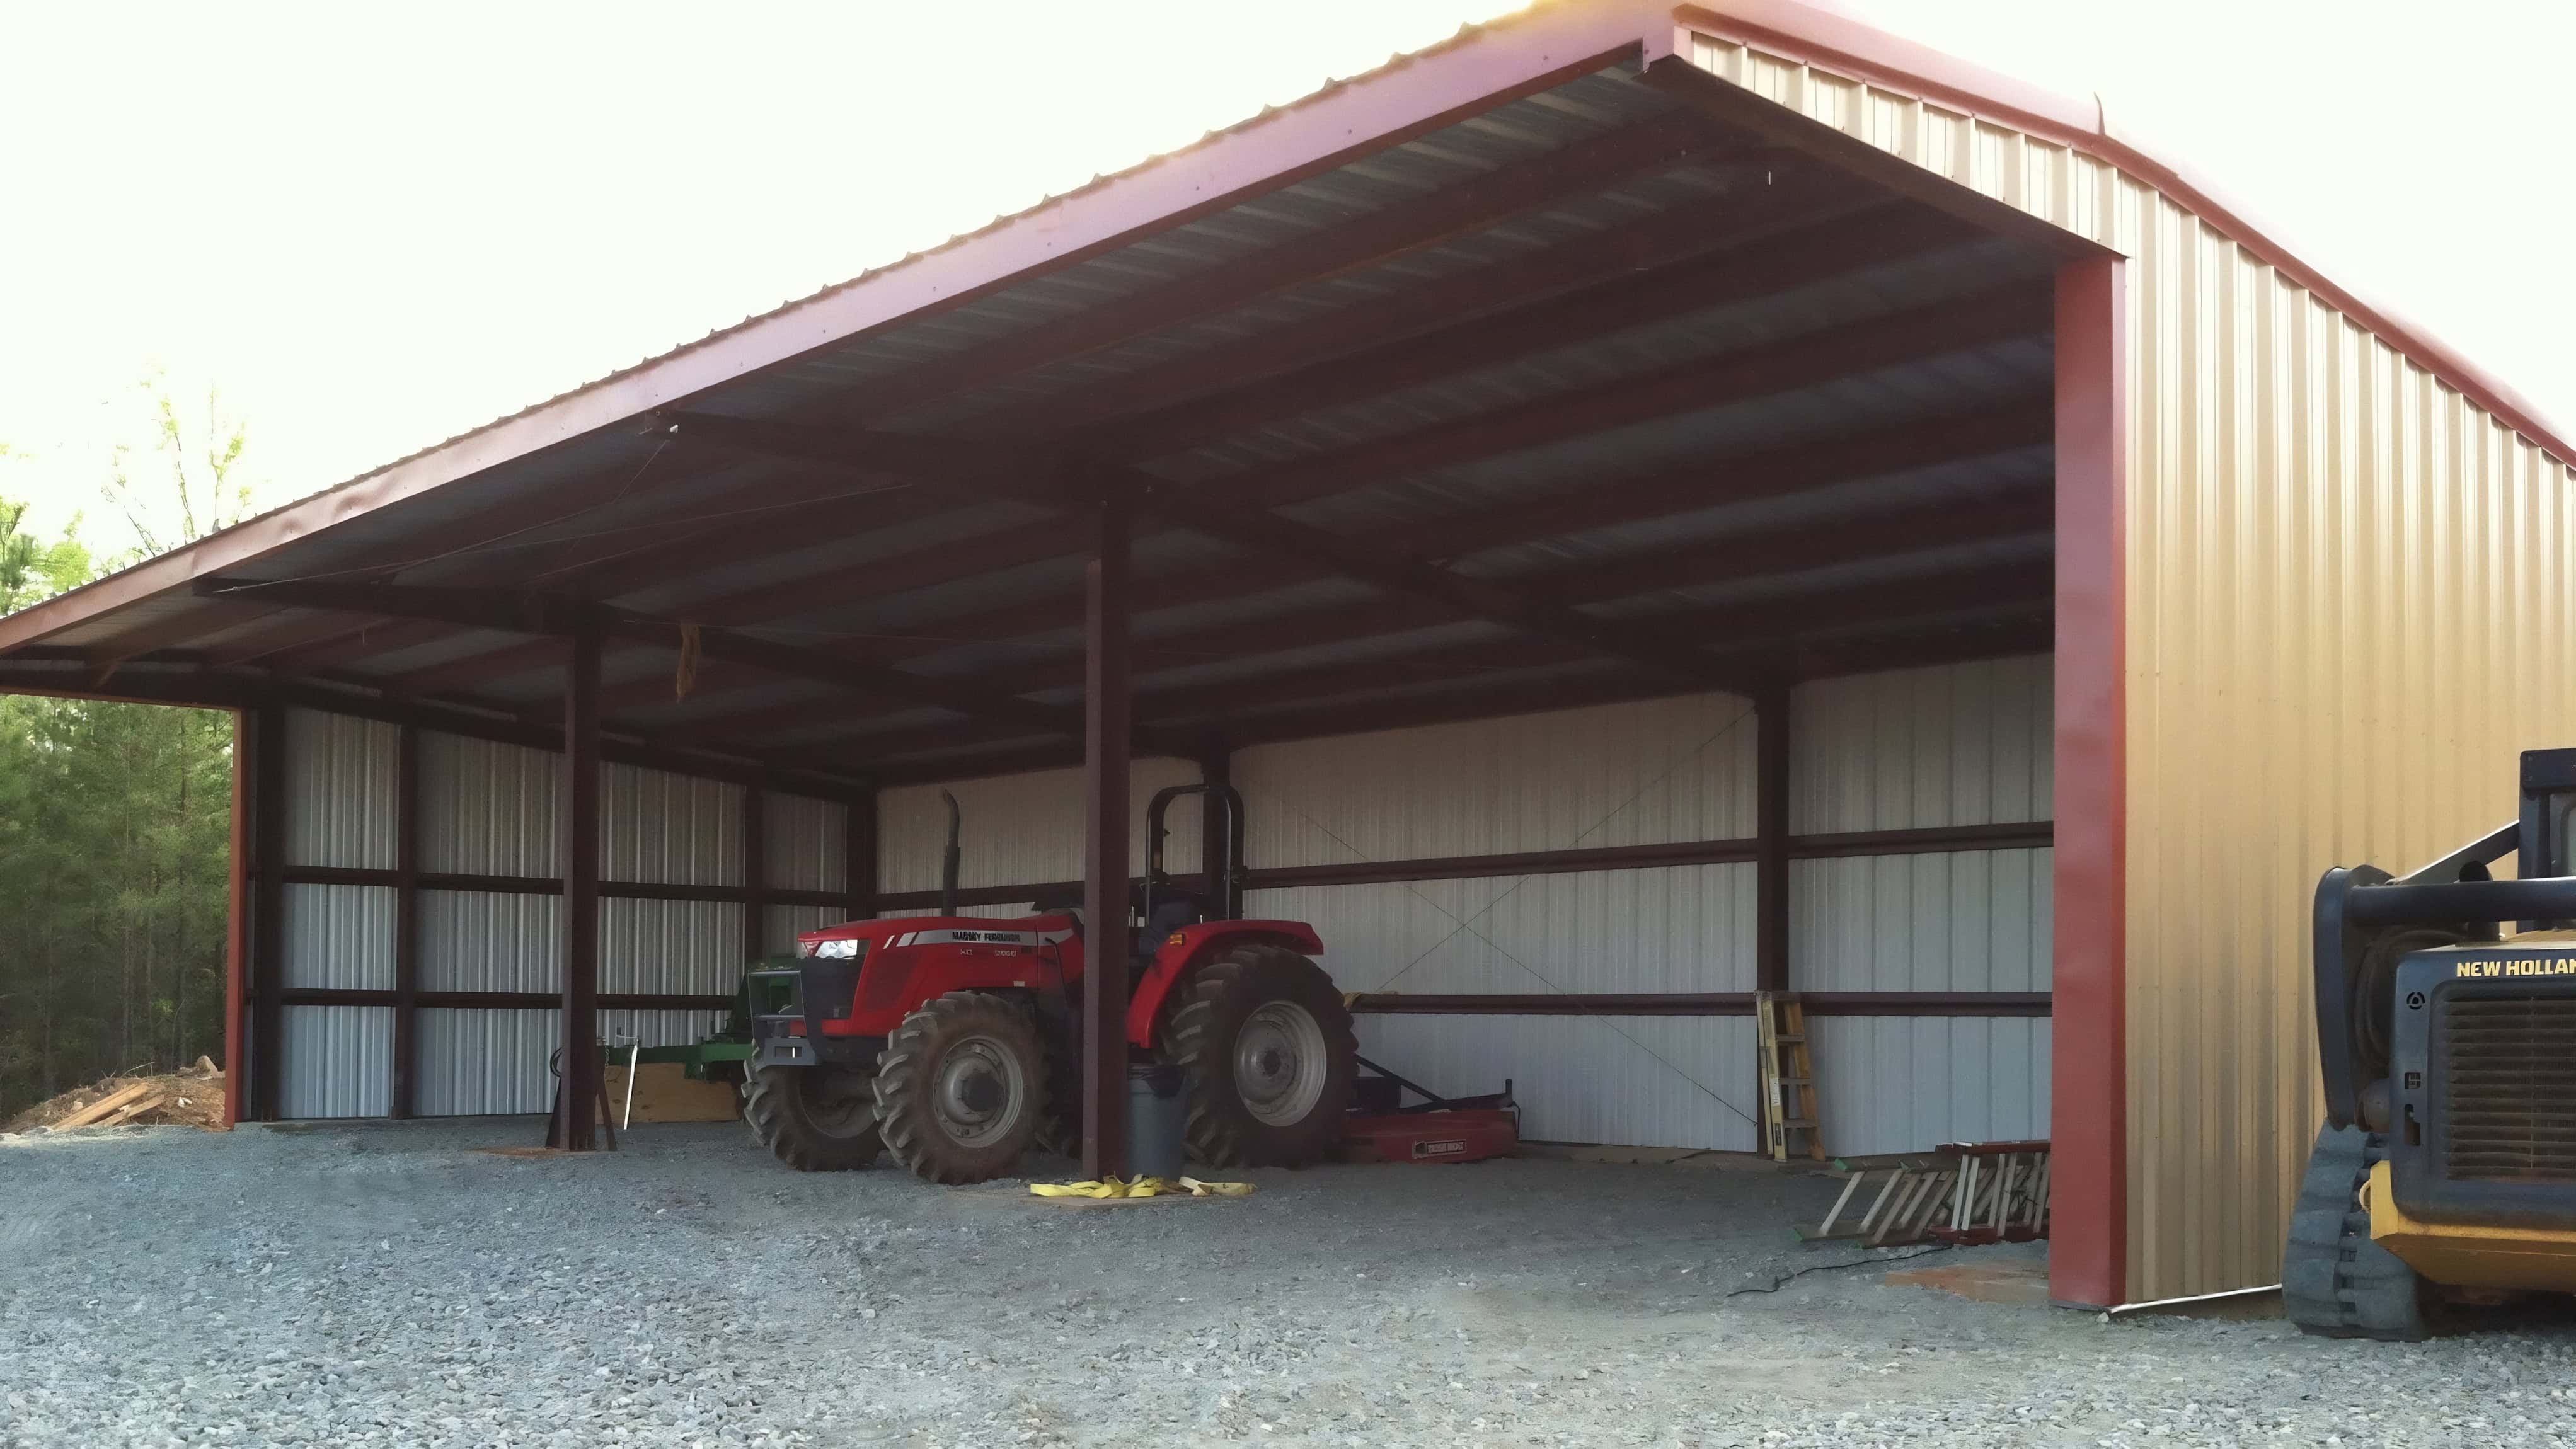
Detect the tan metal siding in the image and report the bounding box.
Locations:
[2120,214,2576,1296]
[1686,28,2576,1296]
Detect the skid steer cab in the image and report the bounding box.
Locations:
[739,783,1357,1184]
[2289,747,2576,1340]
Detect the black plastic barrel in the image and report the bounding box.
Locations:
[1127,1063,1187,1180]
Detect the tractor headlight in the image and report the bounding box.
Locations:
[810,937,861,959]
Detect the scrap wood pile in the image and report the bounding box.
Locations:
[3,1057,226,1133]
[1797,1139,2051,1249]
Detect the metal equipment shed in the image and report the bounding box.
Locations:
[4,0,2568,1308]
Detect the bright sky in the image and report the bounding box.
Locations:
[3,1,2569,553]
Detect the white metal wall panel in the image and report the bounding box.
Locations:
[602,764,742,886]
[601,898,741,995]
[417,1009,555,1116]
[764,904,839,956]
[1356,1014,1759,1152]
[1790,655,2051,834]
[279,883,396,990]
[1790,848,2052,994]
[418,731,560,876]
[764,794,848,893]
[878,759,1204,893]
[420,891,561,993]
[1234,692,1757,869]
[282,709,398,869]
[278,1005,393,1119]
[1248,863,1754,995]
[1807,1017,2052,1157]
[599,1009,730,1051]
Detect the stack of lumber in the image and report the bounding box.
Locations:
[3,1058,227,1133]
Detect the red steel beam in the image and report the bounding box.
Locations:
[848,113,1739,423]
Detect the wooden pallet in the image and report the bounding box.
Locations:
[1756,991,1824,1162]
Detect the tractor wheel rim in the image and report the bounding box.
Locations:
[1234,1001,1328,1127]
[799,1069,876,1139]
[933,1036,1025,1148]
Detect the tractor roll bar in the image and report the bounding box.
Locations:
[2345,875,2576,927]
[1144,782,1246,924]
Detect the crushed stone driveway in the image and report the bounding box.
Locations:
[4,1120,2574,1446]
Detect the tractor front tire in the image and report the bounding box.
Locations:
[1166,944,1357,1168]
[875,992,1048,1184]
[743,1065,883,1172]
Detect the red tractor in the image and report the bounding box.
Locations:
[740,784,1359,1183]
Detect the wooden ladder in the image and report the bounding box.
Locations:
[1756,990,1823,1162]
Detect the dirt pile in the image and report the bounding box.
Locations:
[4,1057,227,1133]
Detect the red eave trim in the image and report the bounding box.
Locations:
[1673,0,2575,469]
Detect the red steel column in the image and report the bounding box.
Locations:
[2049,254,2130,1309]
[742,785,768,963]
[557,622,604,1150]
[391,723,421,1119]
[1754,685,1791,995]
[250,699,287,1123]
[1081,492,1135,1179]
[846,790,878,922]
[222,709,250,1128]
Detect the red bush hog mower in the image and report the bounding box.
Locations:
[739,784,1359,1183]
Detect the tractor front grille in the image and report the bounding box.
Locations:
[2443,994,2576,1181]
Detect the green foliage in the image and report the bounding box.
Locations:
[0,692,233,1117]
[0,387,251,1117]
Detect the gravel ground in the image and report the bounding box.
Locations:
[5,1121,2575,1447]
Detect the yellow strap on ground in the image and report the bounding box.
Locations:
[1028,1175,1255,1199]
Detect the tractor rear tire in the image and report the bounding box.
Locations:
[743,1065,883,1172]
[874,992,1047,1184]
[1166,944,1357,1168]
[2282,1123,2430,1341]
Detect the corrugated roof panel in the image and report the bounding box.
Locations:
[1290,341,2053,537]
[1148,236,2048,484]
